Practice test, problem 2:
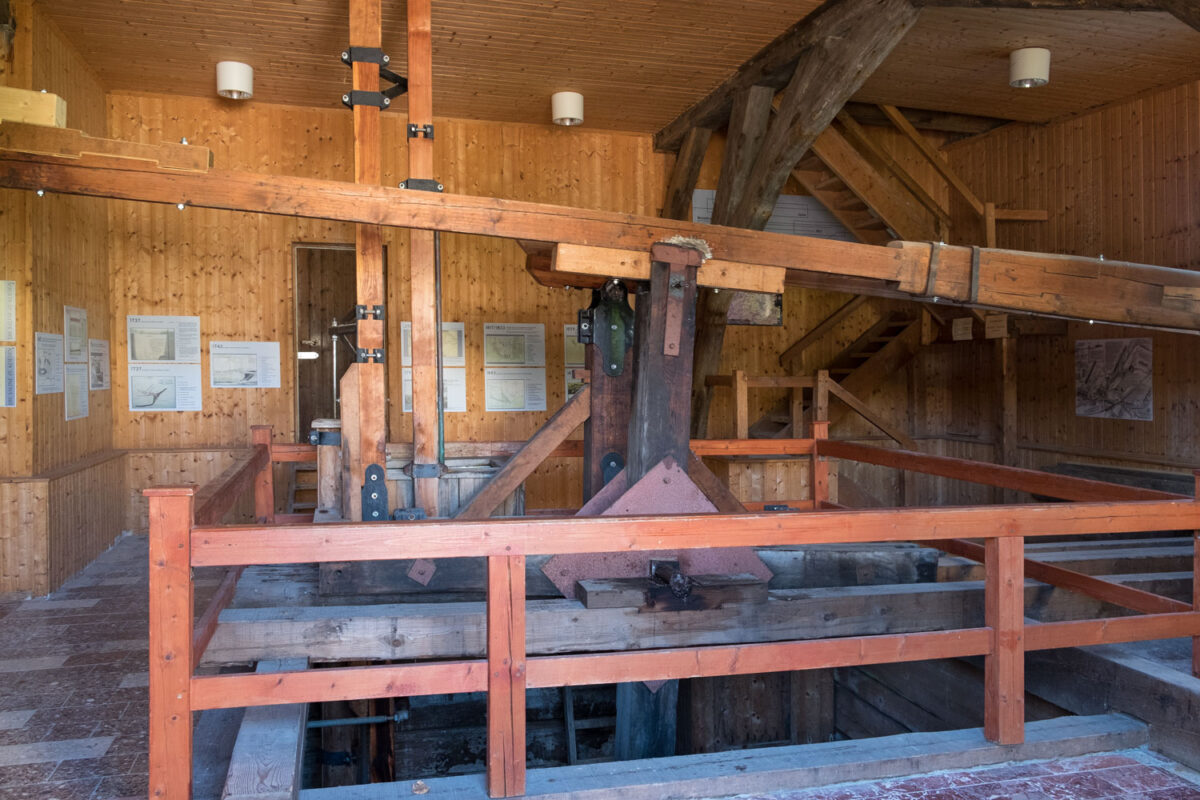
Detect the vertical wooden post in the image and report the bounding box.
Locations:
[147,487,195,799]
[811,419,829,507]
[583,331,633,501]
[814,370,830,424]
[1192,471,1199,678]
[984,201,997,249]
[487,554,526,798]
[407,0,439,516]
[733,369,749,439]
[995,335,1018,503]
[341,0,388,522]
[984,535,1025,745]
[251,425,275,524]
[789,385,805,437]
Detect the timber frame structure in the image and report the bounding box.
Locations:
[5,0,1200,797]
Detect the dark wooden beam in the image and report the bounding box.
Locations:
[914,0,1155,8]
[661,127,712,221]
[1158,0,1200,31]
[842,103,1009,136]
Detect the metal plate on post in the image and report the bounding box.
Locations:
[361,463,388,522]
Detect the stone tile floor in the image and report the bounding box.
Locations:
[4,536,1200,799]
[0,534,219,800]
[734,752,1200,800]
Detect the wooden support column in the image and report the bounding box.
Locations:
[147,487,195,799]
[811,419,829,506]
[984,535,1025,745]
[251,425,275,524]
[733,369,749,440]
[582,282,635,503]
[996,334,1018,503]
[487,554,526,798]
[341,0,387,522]
[408,0,439,516]
[1193,471,1199,679]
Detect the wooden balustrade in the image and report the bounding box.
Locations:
[147,428,1200,799]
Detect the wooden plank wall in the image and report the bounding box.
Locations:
[125,449,251,532]
[943,79,1200,481]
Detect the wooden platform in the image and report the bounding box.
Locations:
[297,714,1147,799]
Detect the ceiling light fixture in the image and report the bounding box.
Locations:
[551,91,584,126]
[1009,47,1050,89]
[216,61,254,100]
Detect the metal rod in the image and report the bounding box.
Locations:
[330,319,340,413]
[434,230,445,466]
[307,710,409,729]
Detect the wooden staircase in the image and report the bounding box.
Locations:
[287,462,319,514]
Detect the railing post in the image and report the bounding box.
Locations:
[811,419,829,507]
[984,534,1024,744]
[487,554,527,797]
[1192,471,1199,678]
[733,370,749,439]
[251,424,275,524]
[147,486,196,799]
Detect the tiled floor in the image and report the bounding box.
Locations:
[735,752,1200,800]
[6,537,1200,800]
[0,535,162,800]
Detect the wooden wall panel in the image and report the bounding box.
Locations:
[0,480,47,594]
[45,451,125,589]
[124,448,250,532]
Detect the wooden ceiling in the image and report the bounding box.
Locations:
[38,0,1200,133]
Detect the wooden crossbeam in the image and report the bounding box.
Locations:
[661,127,712,221]
[0,120,211,170]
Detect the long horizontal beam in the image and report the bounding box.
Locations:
[190,499,1200,567]
[6,150,1200,330]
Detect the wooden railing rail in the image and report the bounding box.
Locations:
[148,429,1200,799]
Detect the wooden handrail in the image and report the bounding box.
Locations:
[192,445,269,527]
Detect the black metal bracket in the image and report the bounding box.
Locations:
[392,507,428,521]
[578,280,634,376]
[342,90,390,109]
[340,46,409,102]
[398,178,443,192]
[356,347,385,363]
[355,304,384,321]
[308,429,342,447]
[361,464,388,521]
[407,123,434,140]
[411,462,440,479]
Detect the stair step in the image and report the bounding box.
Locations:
[295,482,318,491]
[856,218,888,230]
[797,155,825,171]
[291,502,318,511]
[814,175,846,191]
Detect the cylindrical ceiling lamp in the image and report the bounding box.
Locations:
[551,91,584,126]
[216,61,254,100]
[1009,47,1050,89]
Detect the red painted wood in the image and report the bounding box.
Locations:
[251,425,275,524]
[487,555,527,797]
[147,488,195,799]
[191,566,243,662]
[984,536,1024,745]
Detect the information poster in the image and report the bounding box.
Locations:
[0,346,14,407]
[129,363,203,411]
[951,316,974,341]
[64,363,89,421]
[127,315,201,363]
[402,366,467,413]
[0,280,15,342]
[484,367,546,412]
[89,339,110,390]
[1075,338,1153,421]
[564,323,585,400]
[35,332,64,394]
[64,306,88,362]
[484,323,545,367]
[210,341,281,388]
[401,321,466,367]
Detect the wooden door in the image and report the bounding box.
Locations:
[294,244,359,439]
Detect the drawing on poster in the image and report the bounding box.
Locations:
[131,375,178,409]
[485,334,525,365]
[212,354,259,387]
[64,306,88,361]
[1075,338,1153,421]
[130,328,175,361]
[487,377,526,410]
[442,328,464,361]
[64,364,88,421]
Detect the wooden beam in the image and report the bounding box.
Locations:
[687,451,749,514]
[487,555,526,798]
[984,536,1024,745]
[879,104,986,216]
[824,380,918,449]
[817,440,1189,502]
[10,152,1200,330]
[731,0,921,230]
[712,85,776,227]
[0,120,211,171]
[220,659,307,800]
[193,446,268,527]
[914,0,1157,8]
[457,386,591,519]
[0,86,64,127]
[779,295,867,367]
[842,102,1009,136]
[551,243,786,294]
[1159,0,1200,31]
[662,127,712,221]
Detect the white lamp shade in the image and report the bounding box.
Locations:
[217,61,254,99]
[1009,47,1050,89]
[551,91,584,126]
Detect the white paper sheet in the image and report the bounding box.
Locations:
[401,321,466,368]
[64,306,88,362]
[88,339,110,390]
[127,315,201,363]
[0,346,15,407]
[35,332,64,394]
[484,323,545,367]
[64,363,89,421]
[210,341,281,388]
[564,323,585,367]
[484,367,546,412]
[402,366,466,413]
[0,280,15,342]
[128,363,203,411]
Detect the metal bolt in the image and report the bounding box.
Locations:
[580,322,589,330]
[610,363,617,370]
[371,510,380,518]
[437,184,443,191]
[611,324,618,330]
[383,54,390,64]
[343,94,350,103]
[383,98,390,106]
[371,492,379,500]
[370,472,379,481]
[341,51,349,61]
